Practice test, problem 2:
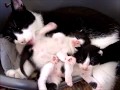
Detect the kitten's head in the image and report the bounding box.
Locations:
[3,0,43,44]
[75,45,103,65]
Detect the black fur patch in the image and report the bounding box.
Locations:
[61,66,65,74]
[100,41,120,64]
[46,83,58,90]
[89,82,97,89]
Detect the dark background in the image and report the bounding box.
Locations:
[0,0,120,30]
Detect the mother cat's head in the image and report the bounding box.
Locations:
[2,0,43,44]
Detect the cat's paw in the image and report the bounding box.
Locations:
[65,77,73,87]
[39,86,47,90]
[48,22,57,29]
[65,56,76,65]
[5,69,21,78]
[51,55,58,64]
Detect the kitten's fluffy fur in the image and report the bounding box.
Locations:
[20,22,81,90]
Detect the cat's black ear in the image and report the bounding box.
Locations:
[11,0,26,11]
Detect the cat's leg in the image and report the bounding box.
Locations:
[78,55,92,82]
[79,64,102,90]
[56,51,67,62]
[46,62,63,90]
[46,75,62,90]
[79,64,94,84]
[64,56,76,86]
[56,51,76,86]
[56,51,73,86]
[38,22,57,36]
[38,62,55,90]
[78,56,101,89]
[6,60,34,79]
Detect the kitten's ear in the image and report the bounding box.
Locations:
[11,0,26,11]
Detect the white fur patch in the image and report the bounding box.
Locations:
[5,69,21,78]
[91,32,119,49]
[98,50,103,56]
[79,39,85,45]
[82,55,90,70]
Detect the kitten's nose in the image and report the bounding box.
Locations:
[82,65,88,70]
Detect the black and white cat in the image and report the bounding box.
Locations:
[1,0,120,90]
[2,0,44,53]
[1,0,44,78]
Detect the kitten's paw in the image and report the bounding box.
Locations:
[51,55,58,64]
[5,69,21,78]
[65,76,73,87]
[65,56,76,65]
[48,22,57,29]
[66,80,73,87]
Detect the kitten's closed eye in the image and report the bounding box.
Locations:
[76,57,85,63]
[90,58,99,65]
